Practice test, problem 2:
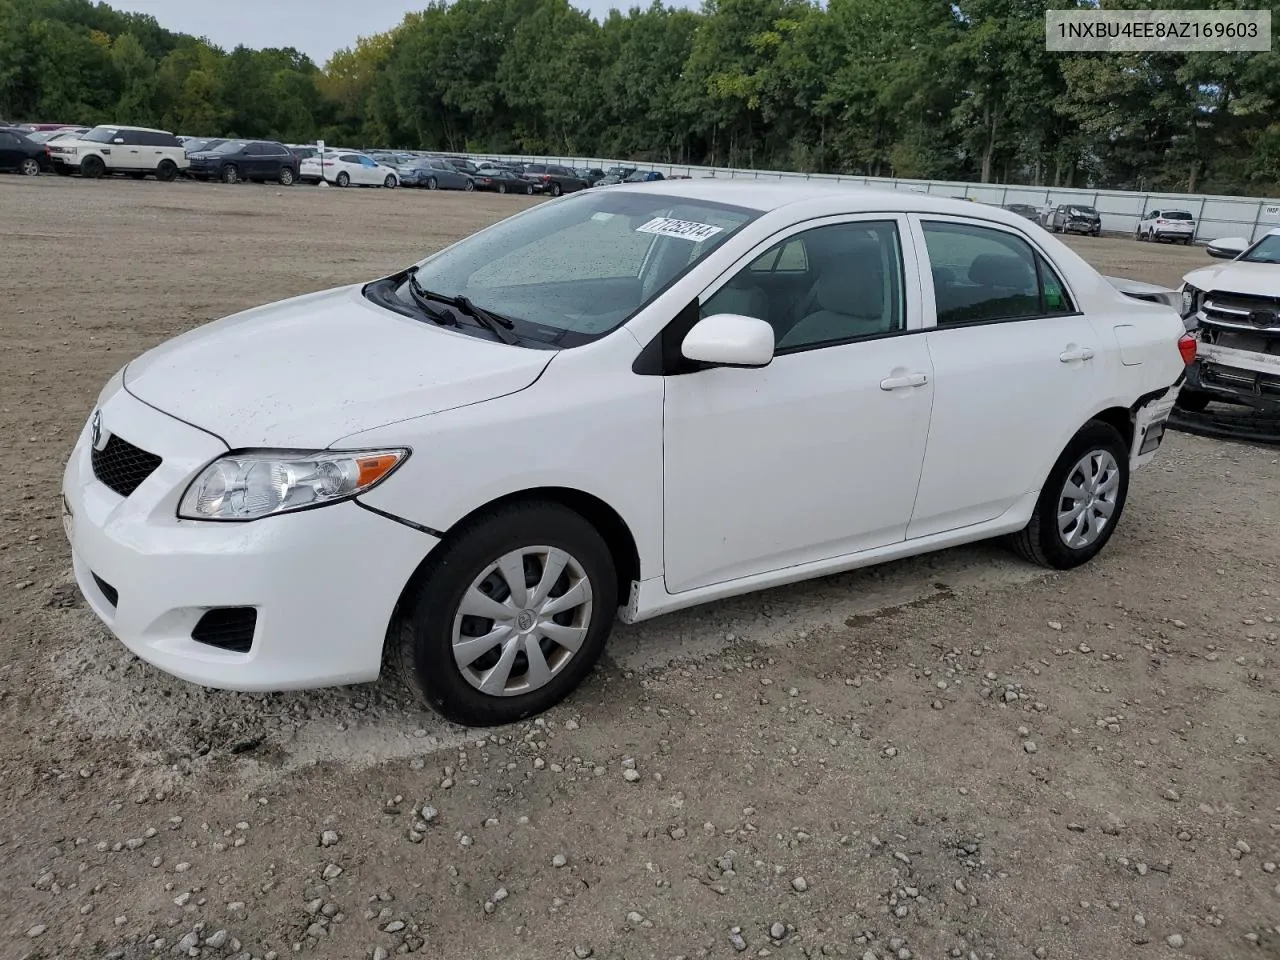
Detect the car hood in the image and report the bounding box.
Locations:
[1183,260,1280,296]
[123,284,555,448]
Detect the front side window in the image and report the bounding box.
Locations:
[923,220,1075,325]
[702,221,906,351]
[388,190,757,346]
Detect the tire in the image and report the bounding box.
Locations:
[384,174,397,189]
[1183,237,1192,246]
[1135,228,1144,241]
[426,177,437,190]
[525,184,534,195]
[156,159,178,182]
[278,166,295,186]
[20,157,40,177]
[394,501,618,727]
[1009,421,1130,570]
[498,182,508,194]
[551,182,563,197]
[1176,389,1211,412]
[464,179,474,192]
[221,164,238,185]
[335,171,350,188]
[80,156,105,180]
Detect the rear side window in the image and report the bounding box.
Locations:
[922,221,1076,325]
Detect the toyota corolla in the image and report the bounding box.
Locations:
[63,182,1192,726]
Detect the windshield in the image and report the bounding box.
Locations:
[212,141,248,154]
[1241,234,1280,263]
[390,189,758,347]
[1163,211,1193,220]
[1068,206,1097,216]
[82,127,121,143]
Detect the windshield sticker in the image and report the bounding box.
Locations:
[635,217,724,242]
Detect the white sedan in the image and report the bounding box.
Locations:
[63,182,1191,726]
[299,150,399,188]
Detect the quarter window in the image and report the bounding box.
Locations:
[702,221,906,351]
[922,221,1075,325]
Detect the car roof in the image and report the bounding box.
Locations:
[90,124,174,134]
[608,178,1048,224]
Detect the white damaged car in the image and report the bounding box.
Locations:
[63,182,1192,726]
[1177,229,1280,411]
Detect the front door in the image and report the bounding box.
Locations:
[905,215,1103,538]
[662,216,935,593]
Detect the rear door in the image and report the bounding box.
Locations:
[905,215,1102,539]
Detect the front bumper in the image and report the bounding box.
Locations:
[1061,220,1101,234]
[61,386,438,691]
[1185,345,1280,412]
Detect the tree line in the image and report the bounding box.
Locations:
[2,0,1279,195]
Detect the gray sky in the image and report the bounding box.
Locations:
[112,0,674,66]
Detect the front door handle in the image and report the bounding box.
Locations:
[1059,346,1095,363]
[880,372,929,390]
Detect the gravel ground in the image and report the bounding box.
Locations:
[1,177,1278,960]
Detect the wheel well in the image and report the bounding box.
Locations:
[1091,406,1134,449]
[390,487,642,623]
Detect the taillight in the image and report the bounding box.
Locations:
[1156,218,1166,224]
[542,175,552,182]
[1178,333,1197,365]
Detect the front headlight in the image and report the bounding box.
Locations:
[178,449,409,521]
[1179,284,1201,318]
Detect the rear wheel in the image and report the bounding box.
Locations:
[20,158,40,177]
[156,159,178,182]
[525,183,534,195]
[551,182,563,197]
[394,502,618,726]
[464,179,475,192]
[81,156,106,180]
[426,177,438,190]
[498,182,508,194]
[1009,421,1129,570]
[221,164,239,185]
[278,166,295,186]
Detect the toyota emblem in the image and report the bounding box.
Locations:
[1248,309,1277,328]
[90,409,107,451]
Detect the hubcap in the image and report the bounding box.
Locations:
[451,546,593,698]
[1057,449,1120,549]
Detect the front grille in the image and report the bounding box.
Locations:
[1202,292,1280,332]
[191,608,257,653]
[91,573,118,608]
[1202,362,1280,399]
[91,434,162,498]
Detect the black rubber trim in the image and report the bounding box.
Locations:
[354,499,445,538]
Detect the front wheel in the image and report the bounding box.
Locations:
[156,159,178,182]
[394,502,618,727]
[384,174,397,189]
[426,177,437,190]
[498,182,508,194]
[221,164,238,185]
[1009,421,1129,570]
[525,183,534,195]
[20,158,40,177]
[551,182,563,197]
[463,179,475,192]
[335,171,350,187]
[81,156,106,180]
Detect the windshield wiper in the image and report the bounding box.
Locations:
[404,267,460,328]
[404,267,520,344]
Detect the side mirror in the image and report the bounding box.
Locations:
[1206,236,1248,259]
[681,314,775,368]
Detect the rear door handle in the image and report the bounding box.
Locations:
[880,372,929,390]
[1059,346,1095,363]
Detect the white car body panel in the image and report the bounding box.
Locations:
[122,285,554,448]
[63,181,1189,692]
[300,151,398,186]
[49,125,189,174]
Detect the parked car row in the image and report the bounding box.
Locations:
[1003,201,1200,245]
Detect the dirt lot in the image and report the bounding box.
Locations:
[1,177,1278,960]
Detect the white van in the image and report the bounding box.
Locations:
[49,125,189,181]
